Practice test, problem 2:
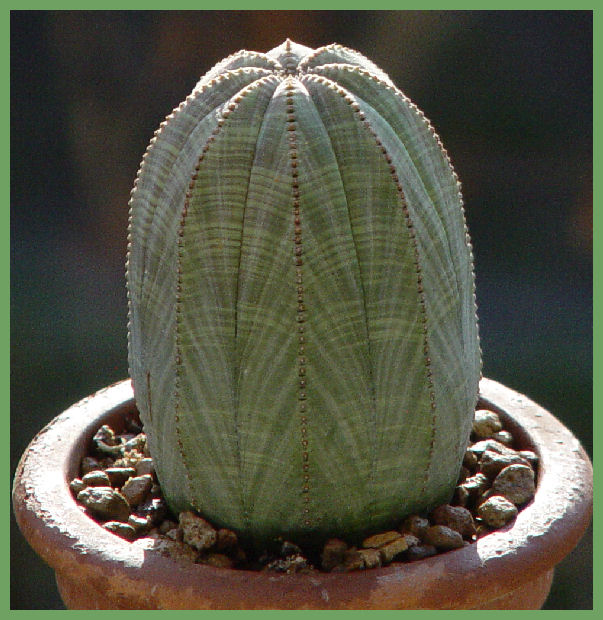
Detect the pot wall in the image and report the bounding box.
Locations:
[12,378,593,609]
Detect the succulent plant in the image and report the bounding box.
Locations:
[127,40,481,545]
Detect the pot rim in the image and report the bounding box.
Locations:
[12,377,592,609]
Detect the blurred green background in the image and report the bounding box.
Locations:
[11,10,592,609]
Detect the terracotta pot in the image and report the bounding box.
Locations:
[12,378,592,609]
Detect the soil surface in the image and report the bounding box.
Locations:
[70,407,538,573]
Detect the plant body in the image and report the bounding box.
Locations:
[127,40,481,545]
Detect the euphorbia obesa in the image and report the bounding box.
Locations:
[127,40,481,545]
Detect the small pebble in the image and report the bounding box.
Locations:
[215,528,238,551]
[491,430,514,446]
[378,536,408,563]
[136,497,168,524]
[105,467,136,487]
[128,514,152,532]
[453,484,470,507]
[93,425,123,455]
[457,472,491,507]
[358,547,382,568]
[321,538,349,571]
[135,458,155,478]
[121,474,153,506]
[77,486,130,521]
[462,472,491,493]
[478,495,518,528]
[69,478,86,495]
[468,439,509,457]
[519,450,539,467]
[362,531,401,549]
[103,521,137,541]
[179,511,217,551]
[336,549,365,572]
[423,525,464,550]
[280,540,302,557]
[82,470,111,487]
[264,555,313,573]
[430,505,476,539]
[404,544,437,562]
[473,410,503,439]
[462,450,479,471]
[401,533,421,548]
[492,464,536,506]
[124,433,146,452]
[93,425,118,445]
[113,451,144,468]
[152,537,199,563]
[479,449,530,479]
[400,515,429,538]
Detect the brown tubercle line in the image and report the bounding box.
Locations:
[173,76,275,520]
[303,74,438,496]
[173,127,209,513]
[126,72,277,392]
[284,78,312,529]
[127,68,276,313]
[309,63,482,383]
[146,371,152,424]
[281,38,297,76]
[299,73,379,524]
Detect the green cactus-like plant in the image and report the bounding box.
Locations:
[127,40,481,546]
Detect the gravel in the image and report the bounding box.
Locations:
[478,496,519,528]
[377,536,409,563]
[430,504,476,539]
[362,531,402,548]
[423,525,465,550]
[121,475,153,506]
[77,486,130,521]
[492,464,536,505]
[321,538,348,571]
[106,467,137,487]
[179,511,218,551]
[69,405,539,573]
[103,521,137,541]
[479,449,531,479]
[472,410,503,439]
[81,470,112,487]
[404,544,438,562]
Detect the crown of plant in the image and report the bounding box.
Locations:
[127,40,481,545]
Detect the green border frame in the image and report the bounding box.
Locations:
[6,5,596,616]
